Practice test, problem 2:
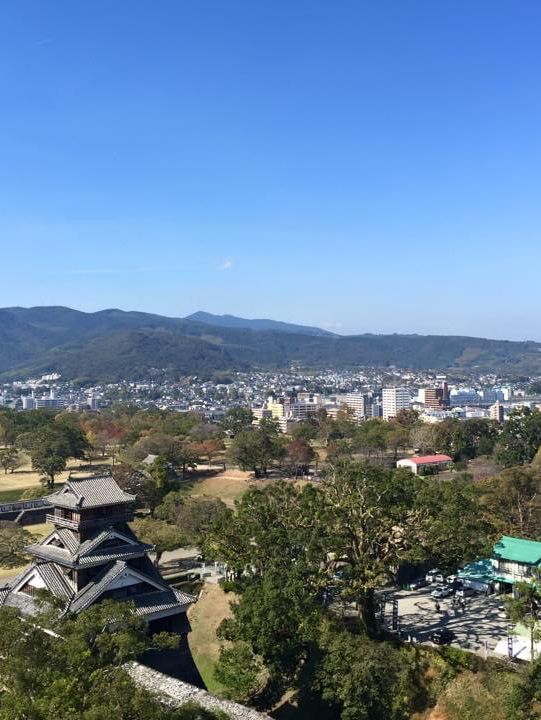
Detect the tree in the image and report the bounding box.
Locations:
[29,422,90,488]
[130,517,181,565]
[83,416,126,460]
[290,420,318,443]
[214,641,265,702]
[315,630,400,720]
[351,420,388,460]
[412,476,491,571]
[385,421,410,461]
[495,408,541,467]
[410,423,436,454]
[148,455,170,491]
[190,438,225,466]
[433,418,497,461]
[111,463,163,510]
[480,466,541,538]
[0,447,21,474]
[394,408,420,429]
[0,521,36,567]
[168,440,200,478]
[505,567,541,662]
[157,495,227,546]
[321,462,424,631]
[229,426,284,478]
[221,406,254,435]
[285,438,316,477]
[0,601,226,720]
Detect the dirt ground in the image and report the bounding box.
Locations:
[185,468,275,506]
[188,582,236,693]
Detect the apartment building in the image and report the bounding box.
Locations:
[382,387,410,420]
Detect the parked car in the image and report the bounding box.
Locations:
[456,586,476,598]
[445,574,458,585]
[429,628,455,645]
[425,569,441,583]
[434,572,446,584]
[409,577,428,590]
[431,585,454,599]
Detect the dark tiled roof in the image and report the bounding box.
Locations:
[57,528,80,554]
[67,560,195,616]
[68,560,130,614]
[46,474,136,509]
[133,588,195,617]
[29,525,154,569]
[37,562,75,599]
[0,562,75,611]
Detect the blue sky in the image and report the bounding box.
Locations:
[1,1,540,339]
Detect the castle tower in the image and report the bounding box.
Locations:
[0,474,201,683]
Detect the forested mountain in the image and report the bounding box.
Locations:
[1,306,540,381]
[185,311,336,336]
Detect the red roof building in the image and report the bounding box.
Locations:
[396,454,452,475]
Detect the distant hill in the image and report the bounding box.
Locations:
[1,305,541,382]
[185,311,336,337]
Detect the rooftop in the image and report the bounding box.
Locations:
[46,474,136,510]
[493,536,541,565]
[400,454,453,465]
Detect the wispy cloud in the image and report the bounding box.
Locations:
[219,259,234,271]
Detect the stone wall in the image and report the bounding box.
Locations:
[126,661,272,720]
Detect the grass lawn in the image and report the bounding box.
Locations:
[188,582,236,694]
[0,457,112,501]
[0,522,53,581]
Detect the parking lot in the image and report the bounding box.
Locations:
[387,586,511,655]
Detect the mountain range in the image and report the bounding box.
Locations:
[0,306,539,382]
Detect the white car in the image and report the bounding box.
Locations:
[425,569,441,583]
[431,585,454,599]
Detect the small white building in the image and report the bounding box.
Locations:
[396,454,452,475]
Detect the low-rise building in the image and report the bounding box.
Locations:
[491,536,541,592]
[396,454,453,475]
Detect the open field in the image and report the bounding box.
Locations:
[0,456,112,501]
[182,468,275,506]
[188,582,236,693]
[0,522,53,581]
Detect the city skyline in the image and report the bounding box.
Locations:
[1,2,541,339]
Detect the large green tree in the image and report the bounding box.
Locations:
[220,407,254,436]
[30,422,89,487]
[0,447,22,474]
[228,425,284,478]
[0,601,226,720]
[130,517,182,566]
[495,408,541,467]
[480,466,541,539]
[0,522,36,568]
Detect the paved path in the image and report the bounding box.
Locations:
[390,587,510,655]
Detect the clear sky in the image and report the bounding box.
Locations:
[1,1,540,339]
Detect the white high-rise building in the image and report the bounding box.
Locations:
[382,387,411,420]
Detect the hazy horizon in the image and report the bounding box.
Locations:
[4,304,541,345]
